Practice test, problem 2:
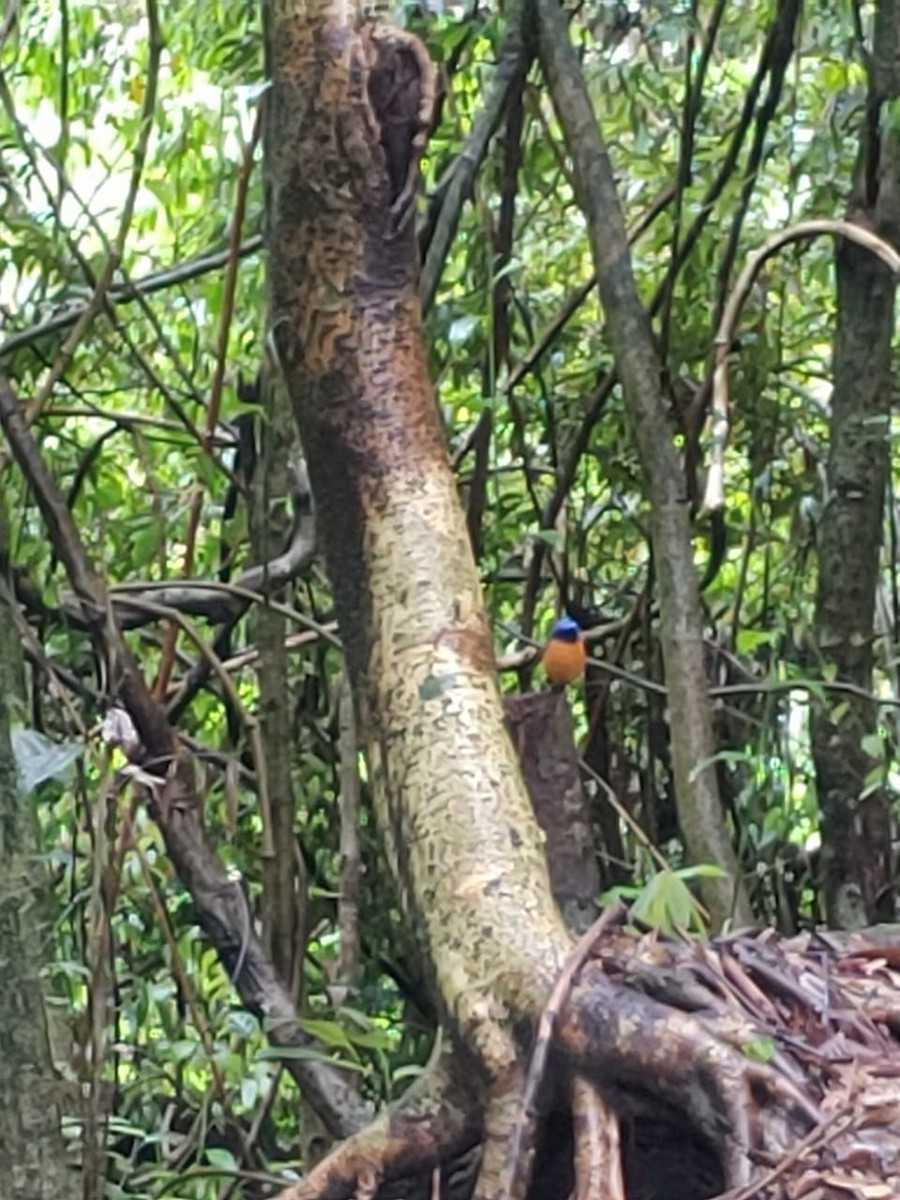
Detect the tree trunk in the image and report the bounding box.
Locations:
[811,0,900,928]
[504,692,600,933]
[265,13,569,1191]
[0,514,77,1199]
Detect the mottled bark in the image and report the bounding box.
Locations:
[265,3,569,1083]
[811,0,900,928]
[0,522,77,1198]
[533,0,751,928]
[265,10,572,1195]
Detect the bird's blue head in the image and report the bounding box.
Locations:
[550,615,581,643]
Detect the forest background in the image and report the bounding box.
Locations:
[1,0,899,1196]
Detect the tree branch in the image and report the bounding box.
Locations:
[0,372,371,1139]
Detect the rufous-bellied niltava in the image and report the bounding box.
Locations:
[541,615,587,686]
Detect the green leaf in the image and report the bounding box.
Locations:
[130,516,166,569]
[298,1017,356,1052]
[741,1036,776,1063]
[735,628,771,654]
[257,1045,365,1071]
[631,871,707,936]
[170,1039,197,1063]
[533,529,564,548]
[673,864,727,880]
[205,1146,237,1171]
[448,315,478,345]
[861,733,884,760]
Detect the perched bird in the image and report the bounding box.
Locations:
[541,615,587,687]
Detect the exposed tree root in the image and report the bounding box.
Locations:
[274,1040,481,1200]
[495,903,627,1200]
[470,1070,526,1200]
[571,1077,624,1200]
[274,924,900,1200]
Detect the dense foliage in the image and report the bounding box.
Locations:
[1,0,897,1194]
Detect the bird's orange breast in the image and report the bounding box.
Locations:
[541,637,587,685]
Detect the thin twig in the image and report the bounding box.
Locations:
[499,622,900,709]
[718,1103,855,1200]
[420,0,531,314]
[337,669,362,985]
[0,372,371,1138]
[155,107,262,697]
[0,0,18,50]
[24,0,162,424]
[82,767,114,1199]
[0,237,263,359]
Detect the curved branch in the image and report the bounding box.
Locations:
[274,1039,482,1200]
[9,490,316,633]
[702,218,900,513]
[121,495,316,625]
